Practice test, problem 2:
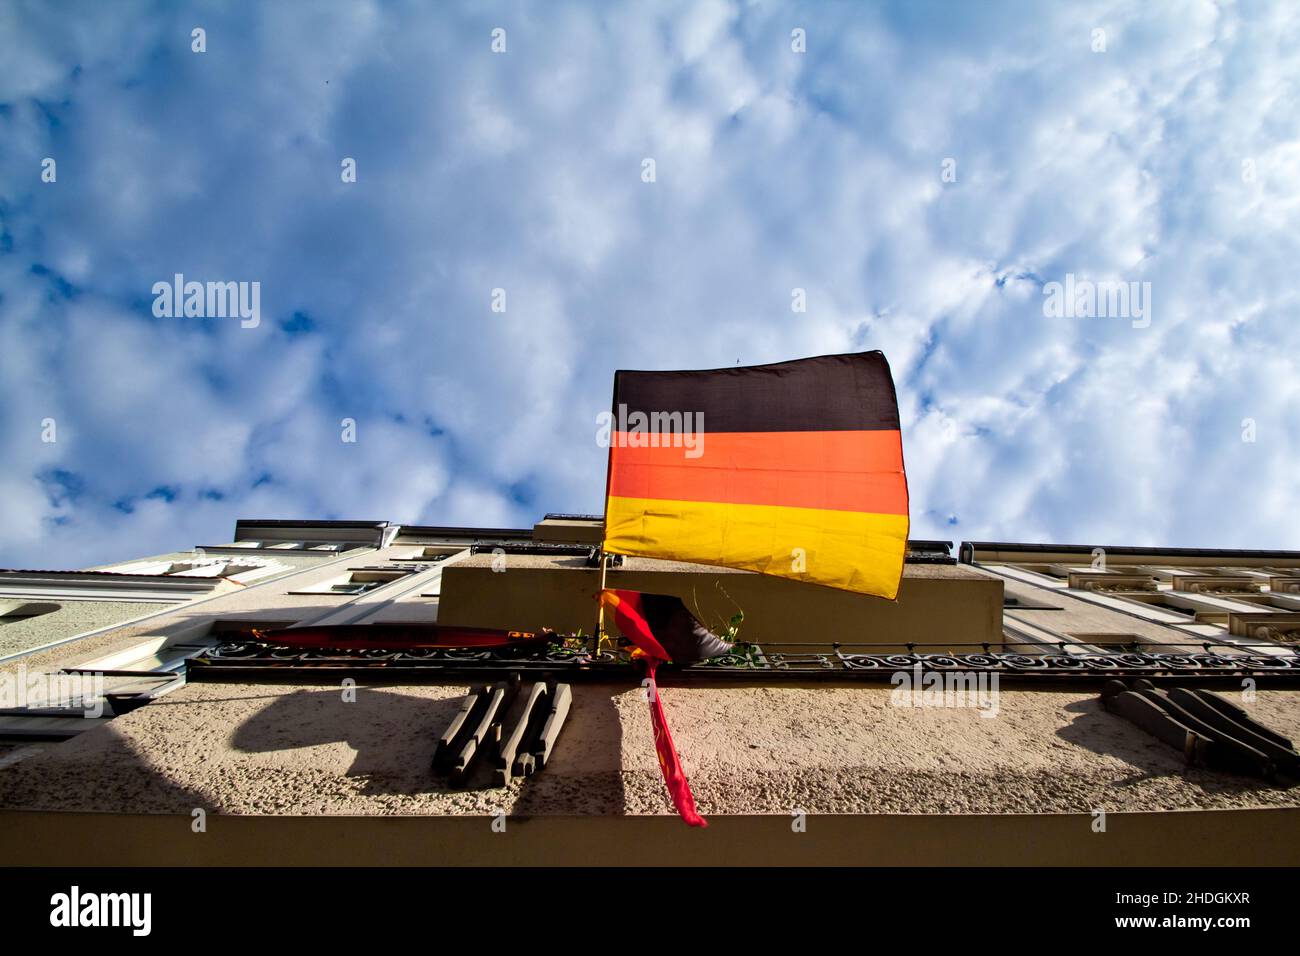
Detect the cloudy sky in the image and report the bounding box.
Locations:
[1,0,1298,569]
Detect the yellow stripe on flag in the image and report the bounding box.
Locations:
[604,495,909,599]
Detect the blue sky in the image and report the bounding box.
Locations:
[1,0,1298,569]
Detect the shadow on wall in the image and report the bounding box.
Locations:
[228,684,632,813]
[230,688,465,795]
[1056,697,1288,794]
[0,683,637,818]
[506,685,630,816]
[0,722,218,816]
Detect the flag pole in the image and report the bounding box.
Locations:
[591,550,607,657]
[593,373,619,658]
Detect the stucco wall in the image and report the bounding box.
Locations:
[0,601,170,659]
[2,681,1298,818]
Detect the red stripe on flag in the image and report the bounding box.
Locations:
[600,589,671,660]
[646,661,707,828]
[601,589,707,827]
[608,429,908,515]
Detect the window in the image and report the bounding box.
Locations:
[1004,593,1064,610]
[1116,593,1198,617]
[1020,564,1065,578]
[166,561,261,578]
[327,580,385,595]
[1069,633,1152,650]
[392,547,458,561]
[108,558,282,584]
[291,567,416,596]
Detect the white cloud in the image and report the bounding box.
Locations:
[1,0,1298,569]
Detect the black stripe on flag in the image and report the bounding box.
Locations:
[612,351,902,433]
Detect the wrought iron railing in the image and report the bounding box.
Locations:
[187,638,1300,683]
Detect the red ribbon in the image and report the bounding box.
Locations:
[644,660,707,828]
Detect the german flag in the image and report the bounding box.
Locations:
[598,589,733,664]
[602,351,909,599]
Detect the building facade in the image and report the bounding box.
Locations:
[2,517,1299,864]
